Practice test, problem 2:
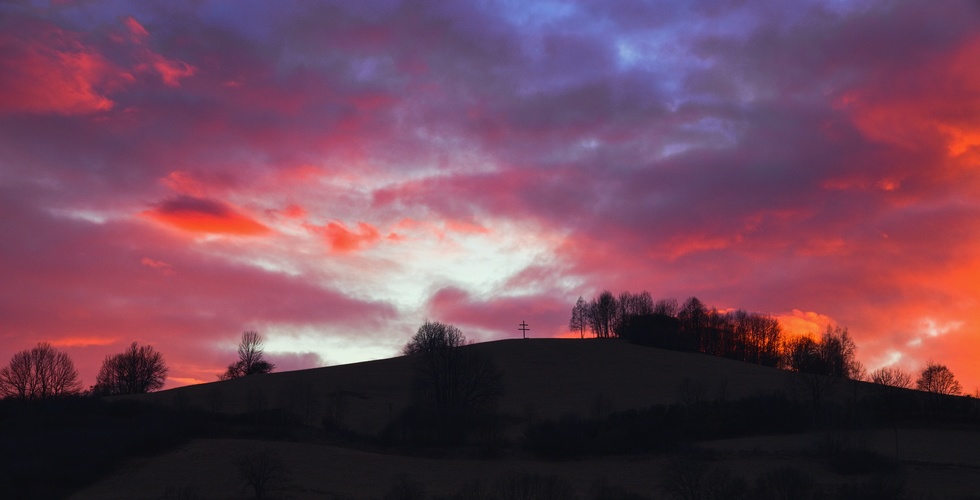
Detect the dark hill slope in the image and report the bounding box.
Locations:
[136,338,809,434]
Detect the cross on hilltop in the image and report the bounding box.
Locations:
[519,321,530,339]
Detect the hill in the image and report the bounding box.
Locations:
[132,338,800,435]
[66,338,980,499]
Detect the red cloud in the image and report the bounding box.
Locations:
[0,15,196,117]
[840,36,980,159]
[310,221,381,253]
[0,23,129,115]
[143,195,269,236]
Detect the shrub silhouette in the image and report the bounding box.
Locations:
[221,331,275,380]
[235,448,286,500]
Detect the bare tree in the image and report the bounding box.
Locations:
[403,320,503,419]
[653,298,679,317]
[0,342,82,399]
[916,362,961,395]
[613,290,654,338]
[403,320,466,355]
[221,331,275,380]
[588,291,617,338]
[870,366,913,389]
[784,326,861,379]
[784,335,838,416]
[678,297,708,351]
[819,325,863,379]
[569,296,588,339]
[94,342,168,395]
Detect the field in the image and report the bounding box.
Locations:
[66,339,980,499]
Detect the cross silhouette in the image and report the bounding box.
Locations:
[518,321,530,339]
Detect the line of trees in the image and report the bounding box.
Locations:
[570,292,783,367]
[569,291,967,395]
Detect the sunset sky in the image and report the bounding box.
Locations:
[3,0,980,391]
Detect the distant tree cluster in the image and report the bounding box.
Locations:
[783,325,863,379]
[570,293,783,367]
[569,292,970,400]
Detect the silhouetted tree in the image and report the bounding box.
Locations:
[569,296,588,339]
[678,297,708,351]
[403,321,503,419]
[588,291,617,338]
[784,335,837,415]
[653,298,679,317]
[0,342,82,399]
[403,320,466,355]
[916,362,961,395]
[723,311,784,367]
[819,325,863,379]
[870,366,912,389]
[785,326,861,380]
[613,290,654,338]
[221,331,275,380]
[94,342,168,395]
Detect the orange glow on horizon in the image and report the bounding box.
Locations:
[49,336,119,347]
[144,210,270,235]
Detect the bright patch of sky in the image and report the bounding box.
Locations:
[261,323,413,367]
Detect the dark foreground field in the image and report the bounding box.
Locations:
[51,340,980,498]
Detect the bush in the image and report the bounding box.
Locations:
[235,449,286,499]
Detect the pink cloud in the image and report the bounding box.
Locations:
[0,191,397,388]
[122,16,149,41]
